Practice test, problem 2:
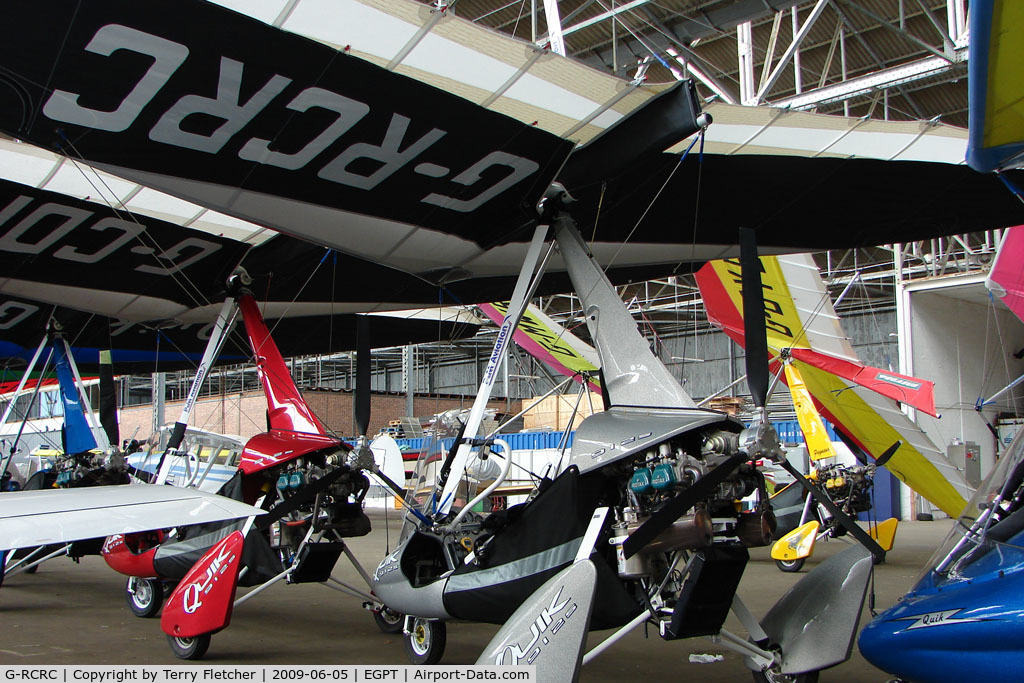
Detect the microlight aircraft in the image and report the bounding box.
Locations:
[2,0,1024,677]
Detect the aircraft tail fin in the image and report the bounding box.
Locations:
[238,295,327,436]
[53,337,98,454]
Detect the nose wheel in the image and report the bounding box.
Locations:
[404,617,446,665]
[373,606,404,634]
[167,634,211,660]
[775,558,805,573]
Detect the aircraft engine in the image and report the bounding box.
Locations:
[609,428,770,580]
[267,450,370,559]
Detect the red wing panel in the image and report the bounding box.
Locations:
[790,348,938,417]
[161,531,244,639]
[694,262,746,341]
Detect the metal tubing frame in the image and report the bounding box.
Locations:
[731,594,769,643]
[323,576,377,603]
[233,566,291,607]
[339,540,375,589]
[711,628,775,671]
[435,226,552,516]
[581,607,652,665]
[156,297,239,484]
[3,544,71,578]
[0,335,48,427]
[445,438,512,530]
[582,551,690,666]
[0,335,50,479]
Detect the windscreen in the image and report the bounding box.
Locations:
[400,409,485,539]
[912,430,1024,592]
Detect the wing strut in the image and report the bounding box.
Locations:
[435,224,553,518]
[155,293,241,484]
[0,335,53,482]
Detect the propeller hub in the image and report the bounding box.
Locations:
[347,436,375,471]
[739,420,784,463]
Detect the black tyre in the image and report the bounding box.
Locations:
[167,634,211,660]
[775,557,805,573]
[373,606,403,634]
[405,618,446,665]
[752,668,819,683]
[126,578,163,618]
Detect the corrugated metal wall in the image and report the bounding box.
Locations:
[307,310,898,403]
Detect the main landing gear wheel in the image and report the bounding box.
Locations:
[373,606,404,634]
[775,557,805,573]
[167,634,211,660]
[126,577,163,618]
[405,618,446,665]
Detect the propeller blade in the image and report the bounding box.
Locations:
[875,441,902,468]
[355,316,371,437]
[98,349,119,447]
[740,228,770,408]
[622,452,746,559]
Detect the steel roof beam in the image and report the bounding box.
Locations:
[837,0,952,62]
[773,53,960,111]
[754,0,830,104]
[829,1,927,120]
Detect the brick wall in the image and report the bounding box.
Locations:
[117,390,508,441]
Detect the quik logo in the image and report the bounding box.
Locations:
[896,608,986,631]
[101,534,124,554]
[876,372,922,390]
[495,586,577,665]
[182,544,237,614]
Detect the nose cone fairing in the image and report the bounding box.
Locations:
[860,570,1024,682]
[860,427,1024,681]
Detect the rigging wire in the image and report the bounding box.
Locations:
[54,143,216,315]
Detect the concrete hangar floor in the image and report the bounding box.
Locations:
[0,513,950,680]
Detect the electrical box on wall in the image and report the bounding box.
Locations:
[948,441,982,488]
[997,418,1024,456]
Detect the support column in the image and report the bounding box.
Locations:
[893,244,915,521]
[152,372,166,436]
[404,346,415,418]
